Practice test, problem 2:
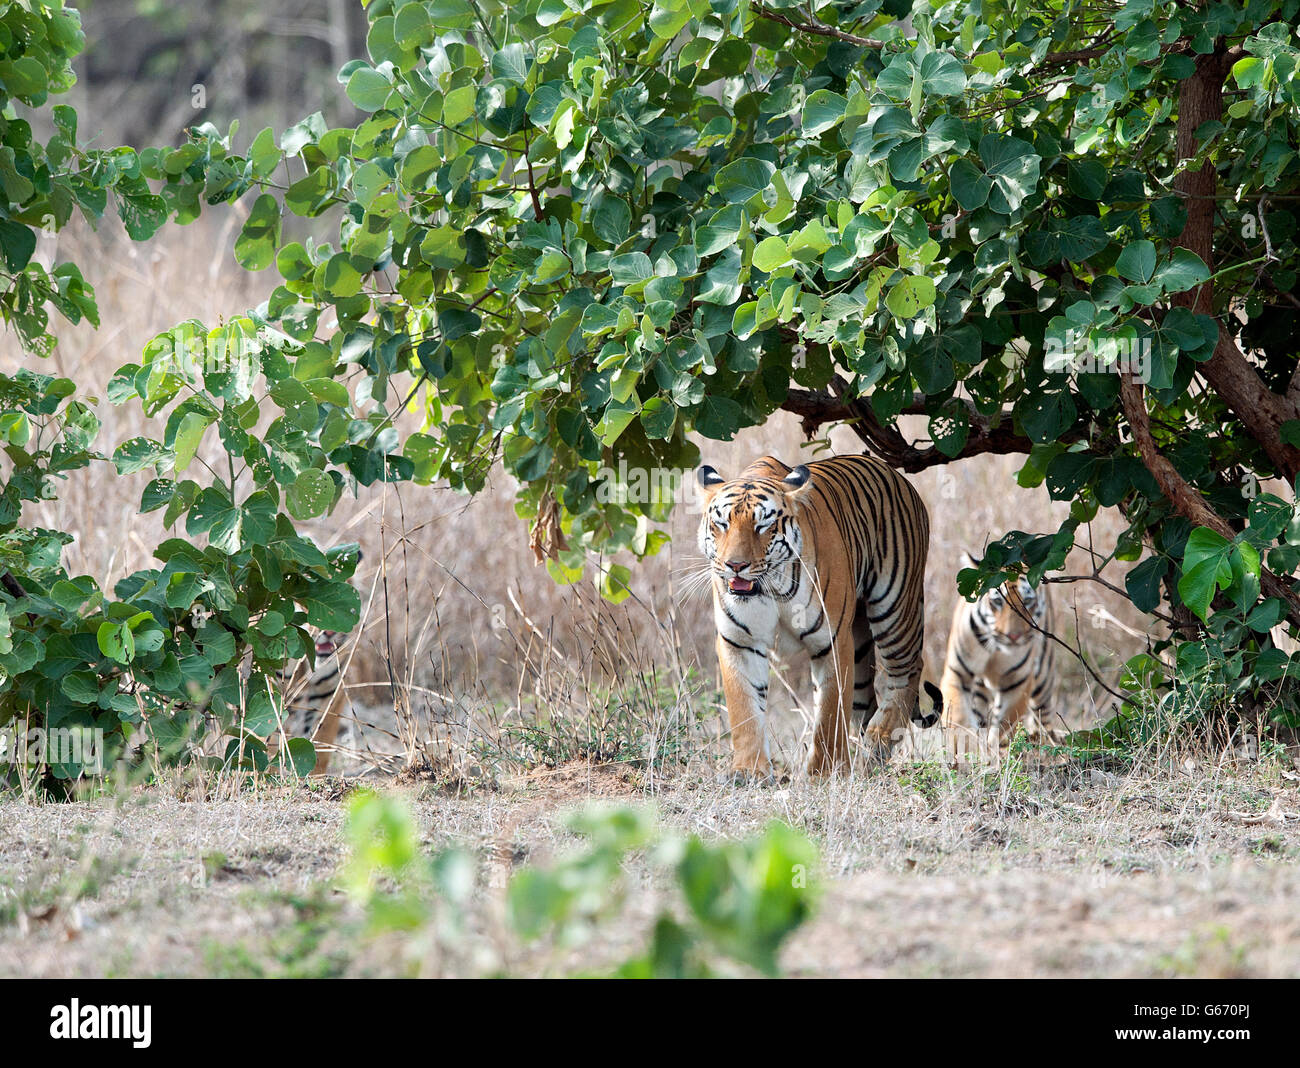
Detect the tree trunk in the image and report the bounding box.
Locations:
[1174,48,1300,483]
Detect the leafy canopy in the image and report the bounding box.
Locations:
[206,0,1300,719]
[6,0,1300,769]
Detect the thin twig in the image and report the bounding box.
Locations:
[754,5,885,48]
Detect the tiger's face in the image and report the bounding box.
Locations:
[697,464,811,597]
[977,577,1043,650]
[314,630,342,657]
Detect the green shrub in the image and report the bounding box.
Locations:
[344,790,818,977]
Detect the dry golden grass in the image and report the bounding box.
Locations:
[8,216,1154,772]
[1,760,1298,978]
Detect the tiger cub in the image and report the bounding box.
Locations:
[940,558,1057,756]
[697,454,938,778]
[278,629,351,774]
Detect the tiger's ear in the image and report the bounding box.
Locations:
[697,465,726,499]
[782,464,813,497]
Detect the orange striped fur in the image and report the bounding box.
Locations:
[940,560,1058,758]
[697,455,936,777]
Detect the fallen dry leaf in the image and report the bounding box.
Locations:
[1223,798,1299,825]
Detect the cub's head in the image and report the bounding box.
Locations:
[966,555,1044,649]
[697,462,812,596]
[314,630,343,657]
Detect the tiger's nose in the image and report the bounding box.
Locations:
[725,560,750,573]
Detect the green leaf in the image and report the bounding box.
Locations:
[234,194,281,271]
[300,580,361,632]
[0,221,36,271]
[610,252,653,286]
[0,56,48,99]
[695,206,745,257]
[1125,556,1167,613]
[601,563,632,604]
[285,737,318,776]
[173,411,212,473]
[802,90,846,136]
[1154,248,1209,294]
[1232,56,1268,89]
[285,166,334,216]
[885,276,936,319]
[977,134,1040,214]
[1178,527,1232,621]
[346,67,394,111]
[440,85,477,126]
[61,672,100,705]
[97,621,135,665]
[113,437,170,475]
[919,52,966,97]
[1116,240,1157,284]
[249,126,282,178]
[649,0,691,39]
[491,43,530,85]
[694,394,744,440]
[420,225,465,269]
[929,401,970,457]
[949,158,990,211]
[715,158,775,204]
[287,468,337,519]
[593,198,632,245]
[751,236,790,273]
[1246,598,1284,634]
[270,378,320,430]
[322,253,364,298]
[1018,390,1077,445]
[1067,158,1108,200]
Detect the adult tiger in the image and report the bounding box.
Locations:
[940,559,1058,757]
[697,454,939,778]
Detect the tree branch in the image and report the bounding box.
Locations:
[1119,372,1300,627]
[781,377,1064,473]
[1029,37,1189,73]
[521,124,543,220]
[753,5,886,48]
[752,4,1183,79]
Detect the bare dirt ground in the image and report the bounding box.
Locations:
[2,756,1299,978]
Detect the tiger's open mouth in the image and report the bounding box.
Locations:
[315,634,339,656]
[728,576,757,595]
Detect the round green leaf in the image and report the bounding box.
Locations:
[885,276,936,319]
[346,67,394,111]
[287,468,336,519]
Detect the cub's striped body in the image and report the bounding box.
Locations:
[697,454,936,776]
[277,630,350,774]
[940,566,1057,753]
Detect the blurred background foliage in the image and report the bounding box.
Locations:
[71,0,366,146]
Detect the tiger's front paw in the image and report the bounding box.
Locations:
[806,746,850,776]
[719,761,776,787]
[721,745,773,783]
[862,725,897,765]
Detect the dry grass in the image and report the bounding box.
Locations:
[1,759,1298,978]
[4,215,1155,778]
